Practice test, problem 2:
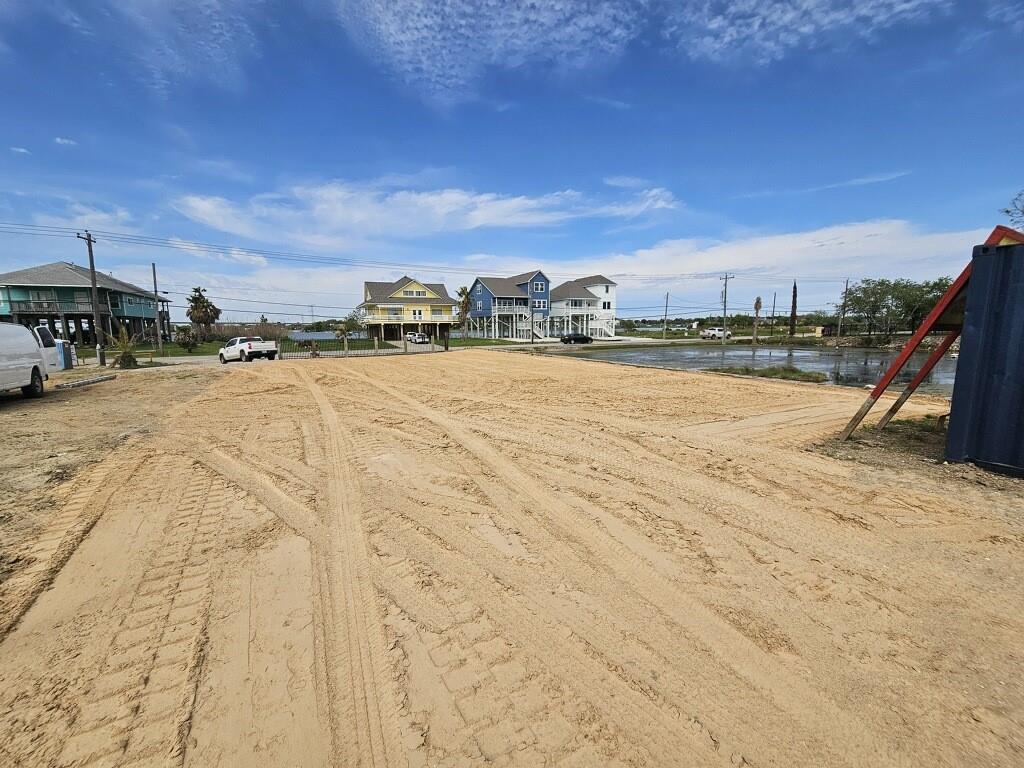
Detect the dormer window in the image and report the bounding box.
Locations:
[533,281,544,293]
[402,289,427,297]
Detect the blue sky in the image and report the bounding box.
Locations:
[1,1,1021,322]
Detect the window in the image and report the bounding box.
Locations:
[532,299,548,310]
[108,294,120,309]
[431,307,444,316]
[403,289,427,297]
[411,309,423,320]
[476,300,483,310]
[126,296,134,305]
[602,301,611,310]
[569,299,583,308]
[74,290,89,304]
[533,281,545,293]
[604,285,609,293]
[475,284,482,294]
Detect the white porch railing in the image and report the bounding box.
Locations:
[362,312,455,322]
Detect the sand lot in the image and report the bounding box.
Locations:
[1,351,1021,767]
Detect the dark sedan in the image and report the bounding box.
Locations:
[559,333,593,345]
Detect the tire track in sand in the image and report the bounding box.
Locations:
[295,367,405,768]
[346,368,900,768]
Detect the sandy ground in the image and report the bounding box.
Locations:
[0,351,1021,768]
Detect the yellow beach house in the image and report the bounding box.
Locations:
[358,276,458,341]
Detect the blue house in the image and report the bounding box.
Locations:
[467,270,550,340]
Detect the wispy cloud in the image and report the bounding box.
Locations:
[54,136,77,146]
[173,177,678,249]
[663,1,951,65]
[188,158,253,184]
[604,175,650,189]
[2,0,259,93]
[9,146,30,155]
[738,171,912,199]
[586,95,631,110]
[0,1,1012,100]
[334,0,644,105]
[33,201,134,231]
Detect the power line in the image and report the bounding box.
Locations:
[0,221,871,284]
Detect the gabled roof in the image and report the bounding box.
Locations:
[575,274,616,286]
[360,275,456,306]
[550,279,599,301]
[0,261,159,300]
[984,225,1024,246]
[474,269,548,298]
[474,276,529,298]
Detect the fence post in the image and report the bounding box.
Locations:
[403,338,408,354]
[373,336,379,354]
[343,335,349,357]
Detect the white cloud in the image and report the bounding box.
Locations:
[334,0,644,104]
[738,170,912,198]
[604,175,651,189]
[9,146,30,154]
[173,179,679,247]
[586,95,631,110]
[663,1,951,65]
[2,0,259,93]
[188,158,253,183]
[988,1,1024,34]
[54,136,77,146]
[571,219,983,287]
[33,202,134,231]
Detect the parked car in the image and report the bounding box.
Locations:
[31,325,62,371]
[0,322,48,398]
[560,333,593,345]
[404,331,418,342]
[700,327,732,340]
[218,336,278,363]
[411,332,430,344]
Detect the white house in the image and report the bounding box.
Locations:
[548,275,617,338]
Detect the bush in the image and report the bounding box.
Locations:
[176,327,199,353]
[111,326,139,369]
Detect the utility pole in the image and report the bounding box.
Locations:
[720,274,734,345]
[662,292,669,340]
[151,263,164,357]
[836,277,849,347]
[770,292,777,337]
[76,230,105,366]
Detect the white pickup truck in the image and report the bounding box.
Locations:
[700,327,732,340]
[218,336,278,363]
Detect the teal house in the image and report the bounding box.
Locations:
[0,261,171,344]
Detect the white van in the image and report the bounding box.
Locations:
[0,322,49,398]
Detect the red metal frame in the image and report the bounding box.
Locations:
[839,225,1024,440]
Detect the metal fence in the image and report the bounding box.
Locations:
[277,337,446,360]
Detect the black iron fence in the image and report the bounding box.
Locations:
[278,337,447,359]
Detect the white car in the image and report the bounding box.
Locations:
[404,331,419,342]
[411,332,430,344]
[218,336,278,363]
[0,322,49,398]
[700,327,732,340]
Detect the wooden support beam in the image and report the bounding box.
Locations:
[876,330,959,430]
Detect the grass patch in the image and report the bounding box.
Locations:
[705,365,827,383]
[448,337,518,347]
[77,340,224,358]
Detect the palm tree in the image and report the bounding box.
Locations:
[753,296,762,344]
[185,287,222,341]
[456,285,471,337]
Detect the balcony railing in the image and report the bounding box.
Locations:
[10,299,111,314]
[362,312,455,323]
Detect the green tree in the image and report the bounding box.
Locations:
[185,287,221,341]
[788,282,797,337]
[844,279,891,336]
[335,310,364,339]
[456,285,472,335]
[619,318,637,333]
